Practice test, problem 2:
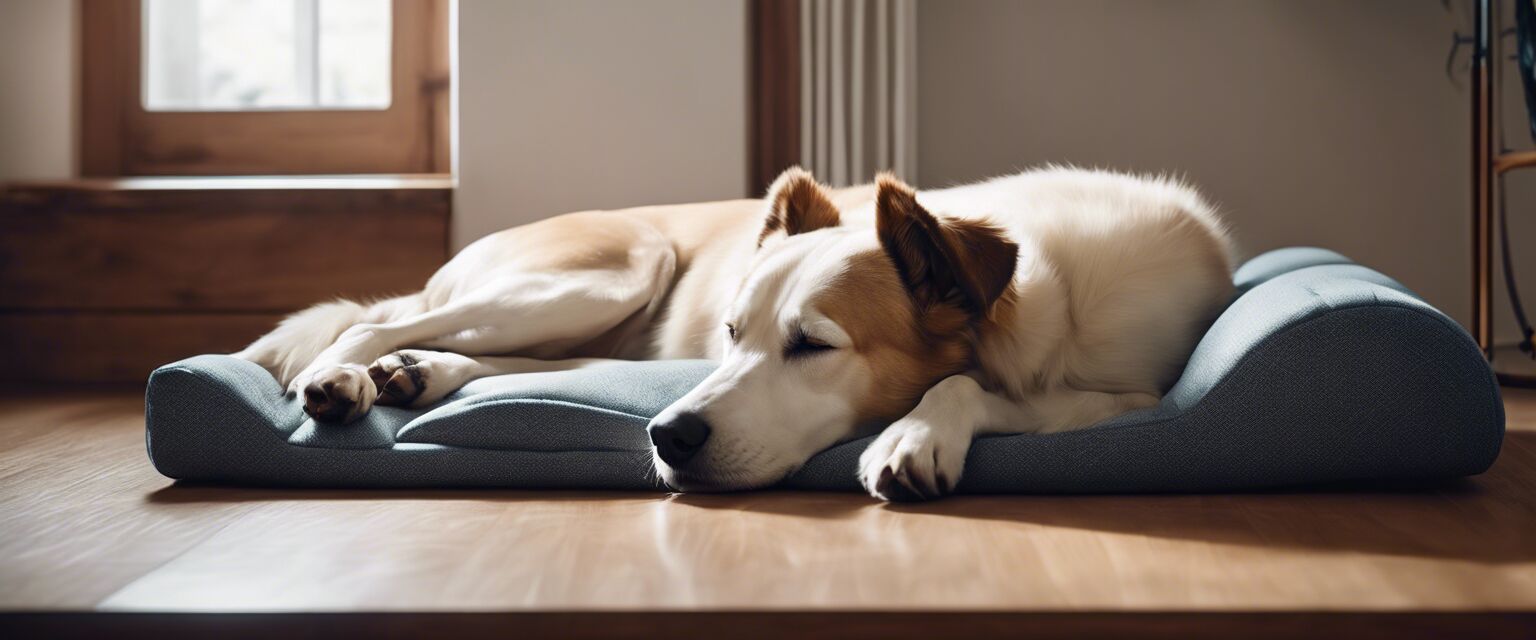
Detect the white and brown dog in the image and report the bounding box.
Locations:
[237,167,1233,501]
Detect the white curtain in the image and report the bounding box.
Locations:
[799,0,917,187]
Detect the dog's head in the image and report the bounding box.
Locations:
[648,168,1019,491]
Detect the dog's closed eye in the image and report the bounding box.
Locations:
[785,332,836,358]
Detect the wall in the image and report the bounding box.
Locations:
[455,0,749,248]
[7,1,1526,342]
[918,0,1532,342]
[0,0,75,181]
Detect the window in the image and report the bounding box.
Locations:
[81,0,448,176]
[143,0,393,111]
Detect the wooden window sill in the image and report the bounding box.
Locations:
[2,173,454,193]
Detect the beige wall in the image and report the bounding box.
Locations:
[918,0,1532,342]
[454,0,749,249]
[0,0,75,181]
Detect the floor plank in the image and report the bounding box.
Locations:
[0,389,1533,615]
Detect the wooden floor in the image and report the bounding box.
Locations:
[2,388,1535,637]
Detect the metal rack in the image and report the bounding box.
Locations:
[1472,0,1536,387]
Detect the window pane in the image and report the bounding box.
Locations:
[319,0,392,107]
[143,0,391,111]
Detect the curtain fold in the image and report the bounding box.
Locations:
[800,0,916,187]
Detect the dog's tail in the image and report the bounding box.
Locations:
[234,293,424,388]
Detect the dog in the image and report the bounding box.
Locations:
[237,167,1233,501]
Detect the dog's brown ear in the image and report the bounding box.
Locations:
[760,167,840,246]
[875,173,1018,314]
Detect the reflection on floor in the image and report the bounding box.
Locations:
[1,388,1533,617]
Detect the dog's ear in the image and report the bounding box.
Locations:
[759,167,840,246]
[875,173,1018,314]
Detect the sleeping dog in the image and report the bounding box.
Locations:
[238,167,1233,501]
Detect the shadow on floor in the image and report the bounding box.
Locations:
[145,431,1535,564]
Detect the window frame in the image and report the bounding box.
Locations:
[80,0,450,176]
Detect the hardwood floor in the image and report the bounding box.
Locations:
[1,388,1534,637]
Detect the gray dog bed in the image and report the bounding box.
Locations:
[145,248,1505,492]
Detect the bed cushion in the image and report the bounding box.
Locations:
[144,247,1506,492]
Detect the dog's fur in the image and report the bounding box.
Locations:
[238,167,1233,501]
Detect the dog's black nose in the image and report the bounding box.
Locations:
[648,412,712,468]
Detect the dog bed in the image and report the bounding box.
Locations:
[145,248,1505,492]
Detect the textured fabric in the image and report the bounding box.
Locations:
[145,247,1506,492]
[1231,246,1355,294]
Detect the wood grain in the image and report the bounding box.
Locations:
[750,0,802,195]
[0,396,262,607]
[0,313,282,383]
[0,177,450,382]
[1495,149,1536,174]
[5,175,454,192]
[79,0,450,176]
[0,390,1532,632]
[0,179,449,311]
[77,0,127,178]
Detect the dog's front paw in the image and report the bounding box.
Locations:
[368,350,475,408]
[858,416,970,502]
[368,351,430,407]
[300,364,376,423]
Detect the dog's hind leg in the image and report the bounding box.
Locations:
[295,213,678,423]
[295,270,667,422]
[235,293,424,387]
[368,349,621,407]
